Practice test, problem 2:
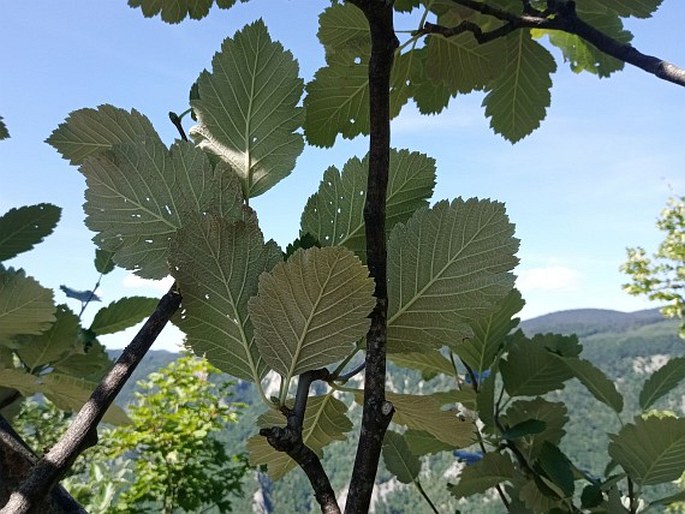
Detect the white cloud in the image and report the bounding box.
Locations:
[516,266,581,292]
[122,274,175,293]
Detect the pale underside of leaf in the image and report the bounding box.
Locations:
[387,198,519,352]
[81,139,243,279]
[190,19,304,198]
[300,149,436,260]
[249,246,374,382]
[46,105,161,166]
[169,215,281,382]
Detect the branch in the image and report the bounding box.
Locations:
[345,1,397,513]
[260,369,339,514]
[1,284,181,514]
[0,416,86,514]
[420,0,685,87]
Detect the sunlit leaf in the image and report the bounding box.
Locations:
[387,198,518,352]
[46,105,161,165]
[89,296,160,335]
[0,204,61,262]
[383,430,421,484]
[169,215,281,382]
[41,373,130,425]
[249,246,374,381]
[15,305,80,371]
[545,12,631,77]
[190,20,304,198]
[383,391,475,448]
[248,394,352,480]
[483,31,556,143]
[448,452,517,498]
[639,357,685,410]
[609,416,685,485]
[0,267,55,342]
[301,149,436,260]
[388,349,456,380]
[80,140,243,279]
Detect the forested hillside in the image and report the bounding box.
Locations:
[114,308,685,513]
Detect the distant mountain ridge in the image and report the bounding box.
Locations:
[520,307,665,338]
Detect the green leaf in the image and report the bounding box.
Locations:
[0,116,8,140]
[53,340,113,381]
[127,0,249,23]
[576,0,664,19]
[455,289,524,373]
[609,415,685,485]
[89,296,160,335]
[383,430,421,484]
[639,356,685,410]
[387,198,518,352]
[0,267,55,342]
[0,204,61,262]
[46,105,161,166]
[41,373,130,425]
[388,349,456,380]
[300,149,436,260]
[563,357,623,413]
[94,249,115,275]
[15,305,79,371]
[248,394,352,479]
[501,398,568,460]
[648,489,685,508]
[80,140,244,279]
[404,429,455,456]
[448,452,517,498]
[483,31,556,143]
[383,391,475,448]
[317,2,369,64]
[0,368,42,397]
[477,370,497,433]
[535,442,575,498]
[424,13,505,94]
[545,12,631,78]
[500,333,574,397]
[249,246,374,381]
[190,20,304,198]
[518,478,564,512]
[502,419,546,440]
[169,215,281,382]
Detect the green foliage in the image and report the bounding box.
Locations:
[623,196,685,337]
[104,354,249,513]
[190,20,305,198]
[0,116,8,140]
[9,0,680,512]
[127,0,248,24]
[0,204,61,262]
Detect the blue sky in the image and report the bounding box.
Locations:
[2,1,684,351]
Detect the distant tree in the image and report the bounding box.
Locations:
[623,196,685,338]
